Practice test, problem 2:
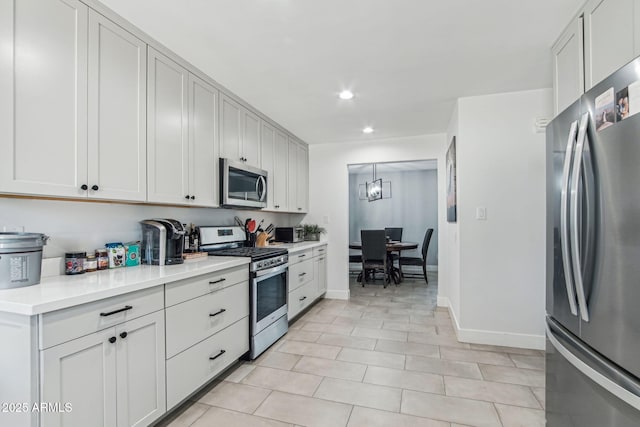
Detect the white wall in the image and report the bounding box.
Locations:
[442,88,552,349]
[348,169,438,265]
[307,134,447,300]
[0,197,301,260]
[441,102,461,316]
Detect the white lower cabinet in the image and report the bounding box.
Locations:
[287,244,328,321]
[166,317,249,409]
[40,310,165,427]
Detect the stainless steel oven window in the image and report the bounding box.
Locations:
[253,265,288,333]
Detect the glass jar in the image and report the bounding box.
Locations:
[65,252,86,275]
[84,255,97,272]
[96,249,108,270]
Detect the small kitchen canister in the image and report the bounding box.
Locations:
[96,249,109,270]
[84,255,97,272]
[65,252,86,275]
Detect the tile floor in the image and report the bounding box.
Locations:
[164,272,545,427]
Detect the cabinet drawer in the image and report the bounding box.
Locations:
[312,245,327,257]
[288,258,313,291]
[165,265,247,306]
[166,316,249,409]
[288,248,313,265]
[166,281,249,358]
[39,286,163,350]
[288,281,314,321]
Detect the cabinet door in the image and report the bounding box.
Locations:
[287,138,299,213]
[316,254,327,296]
[296,143,309,213]
[242,109,261,167]
[88,11,147,202]
[147,48,189,204]
[115,311,166,427]
[273,130,289,211]
[220,94,243,162]
[552,16,584,114]
[0,0,88,197]
[260,121,276,209]
[188,73,219,207]
[41,328,117,427]
[584,0,637,90]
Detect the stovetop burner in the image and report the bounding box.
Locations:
[206,246,288,261]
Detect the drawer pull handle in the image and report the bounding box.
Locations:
[299,296,307,301]
[318,257,325,261]
[318,249,325,252]
[209,278,226,285]
[209,349,226,361]
[298,254,306,258]
[119,332,127,339]
[108,336,117,344]
[209,308,226,317]
[100,305,133,317]
[299,272,306,277]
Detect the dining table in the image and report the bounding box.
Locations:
[349,241,418,284]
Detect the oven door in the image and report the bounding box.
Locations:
[220,158,267,208]
[252,264,288,334]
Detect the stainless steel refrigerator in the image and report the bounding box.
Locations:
[546,56,640,426]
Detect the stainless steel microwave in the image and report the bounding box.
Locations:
[220,158,268,209]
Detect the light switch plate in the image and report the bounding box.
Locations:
[475,207,487,220]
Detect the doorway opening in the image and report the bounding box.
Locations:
[347,160,438,285]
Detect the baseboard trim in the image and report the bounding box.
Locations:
[456,327,545,350]
[440,299,544,350]
[324,289,350,300]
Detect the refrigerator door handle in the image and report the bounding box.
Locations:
[570,112,591,322]
[546,318,640,411]
[560,120,579,316]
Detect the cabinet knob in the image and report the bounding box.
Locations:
[91,185,99,191]
[119,332,128,339]
[108,336,117,344]
[190,195,195,200]
[185,195,190,199]
[275,205,279,209]
[298,208,302,211]
[81,184,88,191]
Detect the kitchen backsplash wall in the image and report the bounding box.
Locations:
[0,197,303,258]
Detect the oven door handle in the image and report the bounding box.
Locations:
[255,263,289,279]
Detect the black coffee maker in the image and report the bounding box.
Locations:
[140,219,186,265]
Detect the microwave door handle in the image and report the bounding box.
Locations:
[257,175,267,202]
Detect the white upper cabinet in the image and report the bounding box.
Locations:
[188,74,219,207]
[287,137,309,213]
[584,0,639,90]
[0,0,148,201]
[273,130,289,211]
[0,0,89,197]
[220,94,262,168]
[88,11,147,202]
[147,48,190,205]
[260,122,289,211]
[553,0,640,115]
[260,121,276,210]
[552,17,585,114]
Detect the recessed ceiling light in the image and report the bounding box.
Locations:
[362,126,374,134]
[339,90,354,100]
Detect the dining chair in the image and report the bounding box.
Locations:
[360,229,390,287]
[384,227,403,276]
[400,227,434,284]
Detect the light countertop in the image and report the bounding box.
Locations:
[0,257,249,316]
[271,240,327,254]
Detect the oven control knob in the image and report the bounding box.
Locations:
[257,261,263,269]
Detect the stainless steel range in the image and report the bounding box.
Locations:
[199,226,288,359]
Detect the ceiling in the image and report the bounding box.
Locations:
[99,0,582,144]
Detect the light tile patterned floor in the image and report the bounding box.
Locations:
[164,272,545,427]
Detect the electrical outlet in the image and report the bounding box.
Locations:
[323,215,330,225]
